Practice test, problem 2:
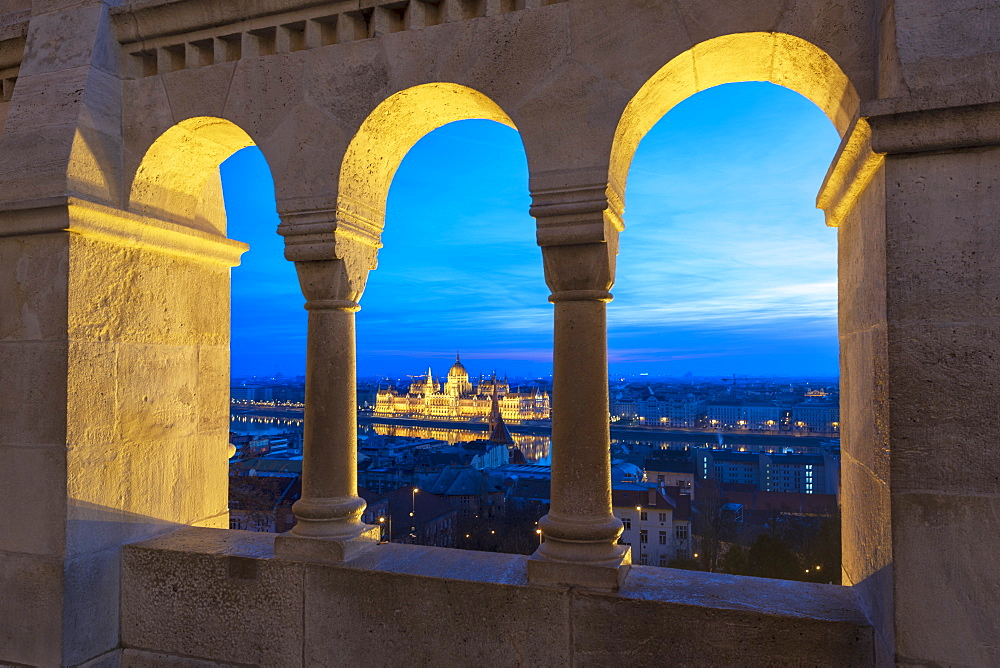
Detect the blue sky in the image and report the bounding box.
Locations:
[223,82,841,379]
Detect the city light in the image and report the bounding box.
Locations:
[229,372,841,578]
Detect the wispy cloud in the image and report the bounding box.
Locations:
[225,83,842,376]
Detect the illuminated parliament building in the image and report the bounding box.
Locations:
[374,356,550,423]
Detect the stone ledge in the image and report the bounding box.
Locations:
[121,527,875,666]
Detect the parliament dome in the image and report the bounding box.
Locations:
[448,355,468,377]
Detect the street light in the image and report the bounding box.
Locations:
[378,515,391,543]
[535,528,542,545]
[636,506,642,564]
[410,487,419,540]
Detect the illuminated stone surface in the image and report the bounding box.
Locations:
[1,0,998,664]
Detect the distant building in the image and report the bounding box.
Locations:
[613,484,692,566]
[229,433,271,459]
[611,389,703,426]
[643,455,696,498]
[704,480,839,528]
[375,356,550,423]
[228,474,297,532]
[705,402,785,430]
[505,477,552,510]
[416,466,506,520]
[790,404,840,432]
[230,385,274,402]
[695,449,839,496]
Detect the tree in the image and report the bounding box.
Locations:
[692,481,737,572]
[802,510,841,584]
[747,534,801,580]
[229,475,286,532]
[454,504,545,555]
[719,544,751,576]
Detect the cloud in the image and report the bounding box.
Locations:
[226,84,842,376]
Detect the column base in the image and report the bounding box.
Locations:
[274,525,380,564]
[526,545,631,592]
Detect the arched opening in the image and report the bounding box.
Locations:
[609,34,856,580]
[220,147,306,532]
[609,32,858,207]
[129,116,257,234]
[128,117,291,533]
[337,84,550,554]
[337,83,516,244]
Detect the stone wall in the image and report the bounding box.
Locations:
[3,0,1000,664]
[121,528,874,667]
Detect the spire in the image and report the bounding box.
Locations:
[487,381,514,445]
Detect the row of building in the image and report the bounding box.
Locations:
[228,385,839,567]
[373,356,551,423]
[611,394,839,432]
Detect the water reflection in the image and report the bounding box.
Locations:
[230,414,553,463]
[366,423,553,464]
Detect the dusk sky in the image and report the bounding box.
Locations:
[223,82,841,380]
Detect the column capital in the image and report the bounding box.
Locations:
[530,181,624,248]
[530,180,623,297]
[277,199,382,263]
[279,202,383,305]
[540,241,618,298]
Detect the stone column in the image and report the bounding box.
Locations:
[820,107,1000,665]
[275,205,382,562]
[526,179,630,591]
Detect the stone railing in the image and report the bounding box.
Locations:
[122,526,875,665]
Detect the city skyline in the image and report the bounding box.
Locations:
[224,82,841,378]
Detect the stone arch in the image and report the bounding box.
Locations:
[337,83,517,240]
[609,32,861,215]
[129,116,263,235]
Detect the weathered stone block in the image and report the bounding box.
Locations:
[0,445,66,556]
[303,549,570,667]
[63,548,122,667]
[66,434,227,557]
[0,551,63,667]
[892,492,1000,666]
[840,453,892,658]
[122,529,304,667]
[575,566,874,666]
[68,236,230,347]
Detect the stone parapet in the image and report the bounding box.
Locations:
[111,0,570,79]
[121,527,875,666]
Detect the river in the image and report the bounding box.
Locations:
[230,411,832,464]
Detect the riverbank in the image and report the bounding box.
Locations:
[231,407,838,446]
